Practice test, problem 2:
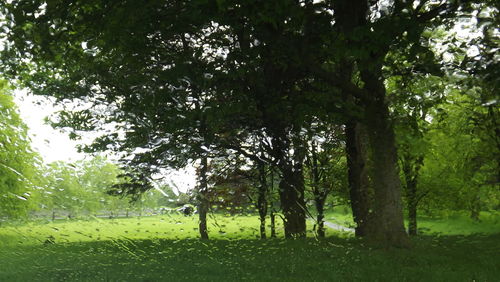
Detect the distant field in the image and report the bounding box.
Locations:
[1,211,499,281]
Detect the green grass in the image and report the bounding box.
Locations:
[415,211,500,235]
[324,208,500,235]
[0,214,281,245]
[1,212,499,281]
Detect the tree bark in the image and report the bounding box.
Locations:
[406,178,418,236]
[309,140,328,238]
[361,70,410,247]
[270,209,276,238]
[268,129,307,238]
[276,143,306,238]
[345,121,372,237]
[402,154,423,236]
[315,199,325,238]
[269,169,277,238]
[197,156,209,240]
[257,162,268,239]
[470,194,481,221]
[279,166,306,238]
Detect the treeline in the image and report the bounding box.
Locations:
[0,86,181,220]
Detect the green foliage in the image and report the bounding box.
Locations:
[0,81,41,218]
[38,157,162,218]
[419,90,499,215]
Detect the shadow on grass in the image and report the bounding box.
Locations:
[1,233,499,281]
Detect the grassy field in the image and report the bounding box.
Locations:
[1,211,499,281]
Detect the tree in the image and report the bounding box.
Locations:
[316,0,497,246]
[80,156,129,217]
[0,81,41,218]
[413,9,500,220]
[419,90,499,219]
[42,157,131,219]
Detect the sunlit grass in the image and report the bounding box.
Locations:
[416,211,500,235]
[323,207,500,235]
[0,213,287,247]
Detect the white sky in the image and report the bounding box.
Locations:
[13,89,196,193]
[13,89,87,163]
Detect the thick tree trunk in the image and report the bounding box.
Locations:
[279,168,306,238]
[197,156,209,240]
[269,130,307,238]
[361,71,410,247]
[331,0,409,247]
[257,162,268,239]
[345,121,372,237]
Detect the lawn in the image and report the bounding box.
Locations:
[1,212,499,281]
[324,207,500,235]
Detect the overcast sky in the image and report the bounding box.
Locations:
[13,89,87,163]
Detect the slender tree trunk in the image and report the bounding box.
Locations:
[197,156,209,240]
[259,208,267,239]
[270,209,276,238]
[407,178,418,235]
[361,70,410,247]
[345,121,372,237]
[269,169,277,238]
[315,198,326,238]
[52,210,56,221]
[257,162,268,239]
[309,140,327,238]
[470,194,481,221]
[402,155,423,236]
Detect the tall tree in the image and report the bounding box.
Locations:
[313,0,495,246]
[0,81,41,218]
